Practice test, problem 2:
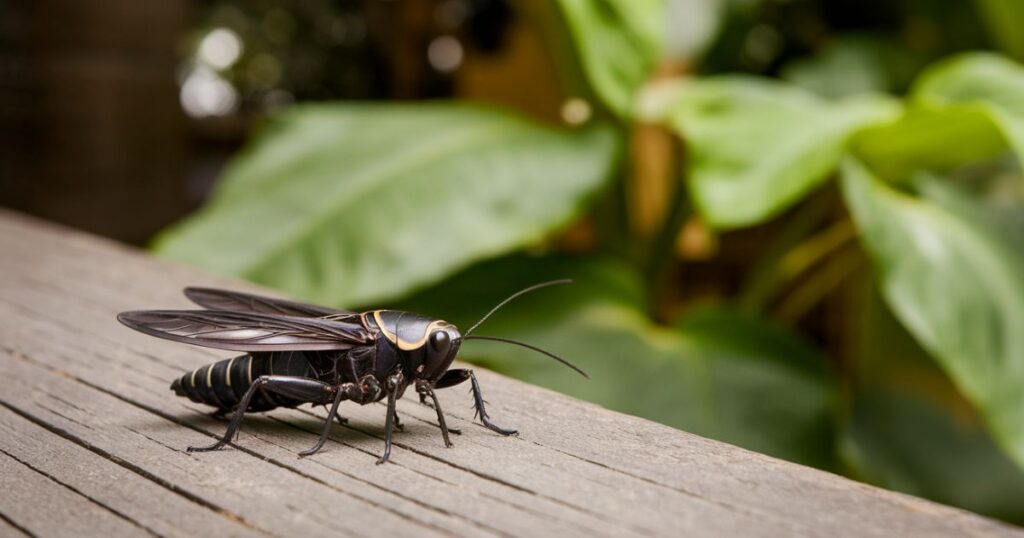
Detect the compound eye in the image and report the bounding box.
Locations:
[429,330,450,352]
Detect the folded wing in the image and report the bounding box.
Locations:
[184,287,351,318]
[117,309,372,352]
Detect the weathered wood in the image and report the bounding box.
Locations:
[0,514,31,538]
[0,405,257,537]
[0,442,144,537]
[0,208,1019,537]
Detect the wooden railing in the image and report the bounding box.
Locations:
[0,209,1017,537]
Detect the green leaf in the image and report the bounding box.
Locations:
[556,0,665,118]
[843,387,1024,525]
[843,285,1024,524]
[667,77,899,228]
[841,157,1024,469]
[914,52,1024,163]
[154,103,620,306]
[850,54,1024,182]
[851,103,1008,182]
[781,35,900,100]
[401,254,837,468]
[917,169,1024,253]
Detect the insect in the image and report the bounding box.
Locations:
[117,280,586,464]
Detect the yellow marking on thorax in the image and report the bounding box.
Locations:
[246,356,253,385]
[373,311,396,344]
[373,310,450,351]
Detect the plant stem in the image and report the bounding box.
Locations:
[736,188,837,312]
[644,139,690,323]
[775,243,866,322]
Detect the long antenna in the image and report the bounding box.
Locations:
[464,335,589,378]
[464,279,572,337]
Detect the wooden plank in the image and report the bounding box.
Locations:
[0,225,742,536]
[0,208,1020,537]
[0,212,816,537]
[0,405,256,537]
[0,446,144,537]
[0,514,31,538]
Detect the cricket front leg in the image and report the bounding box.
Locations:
[416,380,454,447]
[435,368,516,436]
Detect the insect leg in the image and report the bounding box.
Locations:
[441,369,517,436]
[318,405,349,425]
[188,375,333,453]
[433,368,471,389]
[300,385,350,457]
[376,373,403,465]
[418,370,464,433]
[416,381,454,447]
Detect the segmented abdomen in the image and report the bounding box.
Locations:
[171,351,315,412]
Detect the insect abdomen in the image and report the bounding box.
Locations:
[171,352,314,412]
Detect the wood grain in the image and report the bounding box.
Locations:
[0,208,1019,537]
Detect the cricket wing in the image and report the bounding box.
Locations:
[184,287,351,318]
[117,309,372,352]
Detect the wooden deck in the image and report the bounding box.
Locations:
[0,208,1019,537]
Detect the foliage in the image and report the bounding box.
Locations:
[842,160,1024,469]
[399,254,837,468]
[158,0,1024,524]
[664,77,899,228]
[555,0,665,118]
[155,104,618,305]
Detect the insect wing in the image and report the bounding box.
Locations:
[184,287,351,318]
[117,309,372,351]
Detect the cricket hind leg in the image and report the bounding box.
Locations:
[317,404,349,425]
[300,378,382,457]
[187,375,333,453]
[300,387,347,457]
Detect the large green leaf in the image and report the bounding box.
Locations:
[841,157,1024,468]
[154,103,619,306]
[842,285,1024,525]
[400,254,837,468]
[850,54,1024,182]
[851,103,1008,182]
[918,168,1024,253]
[666,77,899,228]
[843,387,1024,525]
[556,0,665,118]
[914,52,1024,163]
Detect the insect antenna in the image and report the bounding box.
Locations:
[464,279,572,337]
[464,335,589,379]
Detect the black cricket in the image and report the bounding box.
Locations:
[117,280,586,464]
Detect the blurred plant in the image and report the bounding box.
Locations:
[179,0,515,118]
[179,0,385,117]
[156,0,1024,523]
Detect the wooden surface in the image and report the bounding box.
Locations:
[0,208,1019,538]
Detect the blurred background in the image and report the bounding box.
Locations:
[4,0,1024,524]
